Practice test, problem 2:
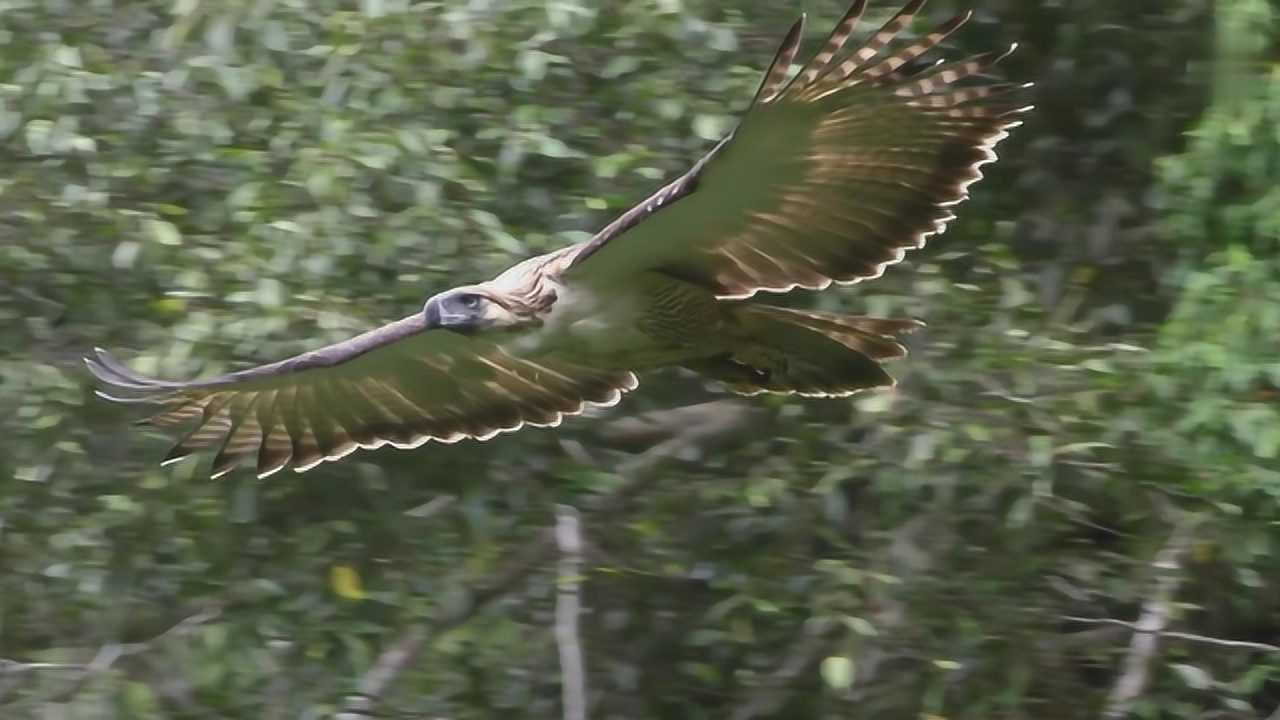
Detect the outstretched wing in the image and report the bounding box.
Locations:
[566,0,1029,299]
[87,316,637,477]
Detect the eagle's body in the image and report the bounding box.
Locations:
[487,264,724,370]
[88,0,1030,477]
[555,275,730,369]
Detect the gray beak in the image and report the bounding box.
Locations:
[423,297,443,329]
[423,296,473,332]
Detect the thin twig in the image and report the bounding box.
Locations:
[337,528,557,719]
[1061,616,1280,653]
[1102,519,1199,720]
[730,621,838,720]
[0,605,221,705]
[555,505,587,720]
[0,662,84,674]
[403,494,457,520]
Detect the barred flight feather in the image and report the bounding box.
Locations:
[752,15,806,106]
[803,0,928,97]
[566,0,1030,301]
[87,327,639,477]
[782,0,867,95]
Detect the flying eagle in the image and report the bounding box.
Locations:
[87,0,1029,478]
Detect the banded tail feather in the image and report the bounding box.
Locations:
[688,304,924,398]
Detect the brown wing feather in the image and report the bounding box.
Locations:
[565,1,1029,299]
[87,318,637,477]
[752,14,806,106]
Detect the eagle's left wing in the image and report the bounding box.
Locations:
[565,0,1029,299]
[87,316,637,477]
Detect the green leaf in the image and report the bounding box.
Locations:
[821,656,855,690]
[1170,663,1213,690]
[538,136,578,158]
[692,114,729,141]
[146,219,183,246]
[1029,435,1054,467]
[601,56,640,79]
[122,681,157,715]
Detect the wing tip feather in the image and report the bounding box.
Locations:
[159,452,191,468]
[257,461,289,480]
[210,464,237,480]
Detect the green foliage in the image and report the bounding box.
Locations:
[1153,0,1280,498]
[2,1,1275,718]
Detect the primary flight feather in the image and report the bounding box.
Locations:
[88,0,1030,478]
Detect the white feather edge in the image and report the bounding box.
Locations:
[725,377,897,399]
[712,114,1028,302]
[255,371,642,478]
[148,365,641,479]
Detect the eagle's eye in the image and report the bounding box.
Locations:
[457,293,482,310]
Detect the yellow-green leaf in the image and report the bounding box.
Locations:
[330,564,366,600]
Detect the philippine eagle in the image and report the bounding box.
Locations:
[88,0,1030,477]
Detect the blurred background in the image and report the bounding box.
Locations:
[2,0,1278,717]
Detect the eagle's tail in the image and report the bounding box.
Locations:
[686,305,923,397]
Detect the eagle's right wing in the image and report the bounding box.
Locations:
[87,316,637,477]
[565,0,1029,299]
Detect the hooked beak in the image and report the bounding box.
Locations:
[423,297,442,329]
[423,297,470,331]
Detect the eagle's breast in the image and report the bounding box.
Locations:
[509,272,724,370]
[632,274,724,345]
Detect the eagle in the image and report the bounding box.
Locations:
[87,0,1029,478]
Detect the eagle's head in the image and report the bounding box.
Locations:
[423,285,536,333]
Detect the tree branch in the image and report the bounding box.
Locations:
[403,493,457,520]
[1061,616,1280,653]
[555,505,588,720]
[338,400,756,718]
[1102,519,1199,720]
[0,605,222,705]
[336,528,557,719]
[730,621,838,720]
[729,509,959,717]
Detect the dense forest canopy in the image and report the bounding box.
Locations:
[2,0,1277,718]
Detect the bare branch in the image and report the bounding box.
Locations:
[1061,616,1280,653]
[0,661,84,675]
[555,505,588,720]
[403,494,457,520]
[593,399,761,456]
[0,605,221,705]
[339,401,755,718]
[336,528,557,719]
[1102,519,1200,720]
